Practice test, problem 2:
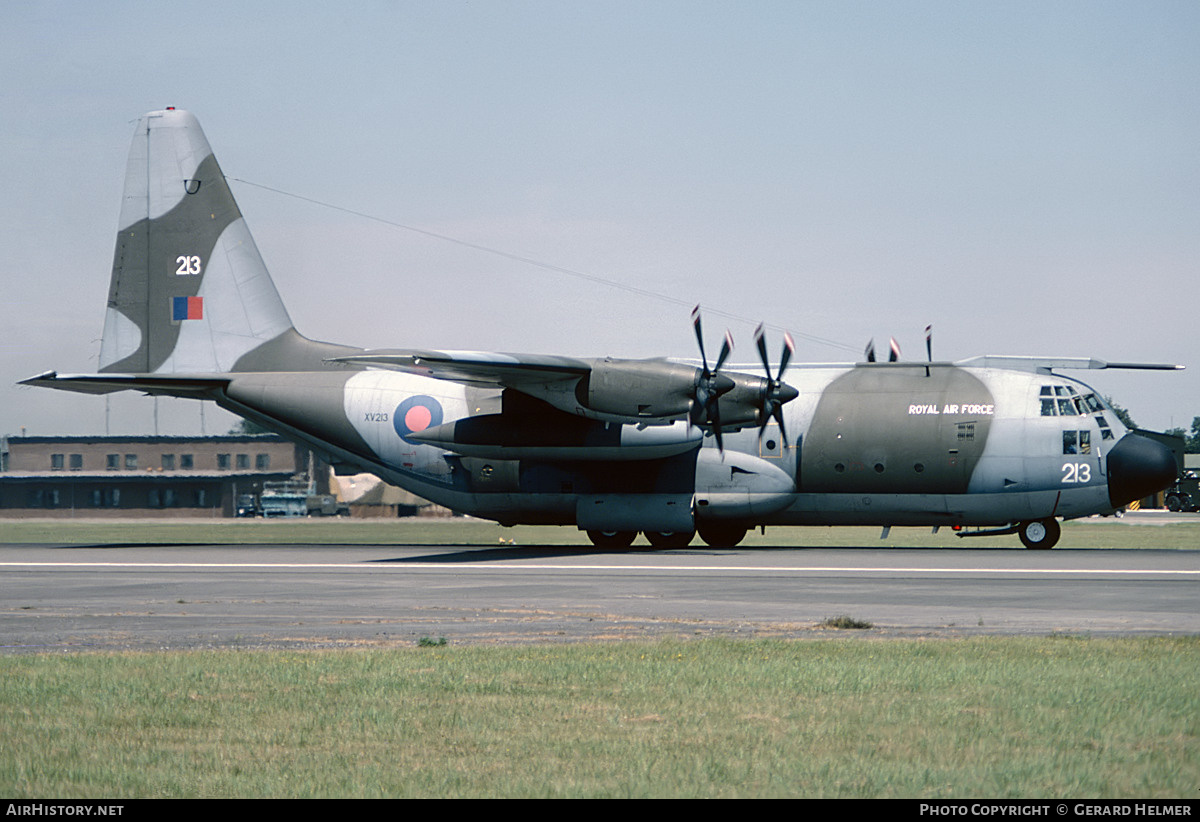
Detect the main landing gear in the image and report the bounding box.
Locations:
[585,523,748,550]
[584,530,637,549]
[645,530,696,549]
[695,521,747,548]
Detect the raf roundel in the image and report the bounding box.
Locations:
[392,395,444,443]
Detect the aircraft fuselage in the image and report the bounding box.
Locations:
[210,360,1153,536]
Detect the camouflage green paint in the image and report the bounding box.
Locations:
[229,328,362,373]
[222,371,372,456]
[102,154,235,373]
[801,366,995,494]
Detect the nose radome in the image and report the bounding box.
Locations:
[1107,433,1178,509]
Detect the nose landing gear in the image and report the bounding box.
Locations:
[1018,518,1061,549]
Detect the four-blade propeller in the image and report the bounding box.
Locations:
[690,306,800,452]
[753,323,798,445]
[690,306,736,452]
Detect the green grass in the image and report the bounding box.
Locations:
[819,615,874,629]
[1,519,1194,796]
[0,637,1196,798]
[2,516,1199,550]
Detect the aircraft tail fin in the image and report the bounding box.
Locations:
[99,108,337,375]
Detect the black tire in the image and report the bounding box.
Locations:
[1018,518,1060,549]
[645,530,695,549]
[696,521,748,548]
[1166,494,1182,512]
[586,530,637,549]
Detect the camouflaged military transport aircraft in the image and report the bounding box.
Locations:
[23,109,1183,549]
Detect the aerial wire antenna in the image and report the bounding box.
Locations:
[229,177,863,356]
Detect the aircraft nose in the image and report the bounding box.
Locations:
[1107,433,1178,509]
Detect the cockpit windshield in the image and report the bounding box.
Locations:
[1038,383,1115,440]
[1039,384,1106,417]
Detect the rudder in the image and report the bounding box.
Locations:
[99,108,294,374]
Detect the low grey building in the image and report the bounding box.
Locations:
[0,434,304,518]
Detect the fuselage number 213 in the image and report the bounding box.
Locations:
[1062,462,1091,484]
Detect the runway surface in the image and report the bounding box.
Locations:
[2,541,1197,651]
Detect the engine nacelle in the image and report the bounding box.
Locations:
[712,376,774,429]
[573,358,698,420]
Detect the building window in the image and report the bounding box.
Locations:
[236,454,249,470]
[90,490,103,507]
[125,454,137,470]
[217,454,231,470]
[106,454,119,471]
[106,488,120,507]
[162,454,176,470]
[256,454,270,470]
[194,489,208,507]
[180,454,194,469]
[69,454,83,470]
[32,488,62,508]
[148,489,159,507]
[50,454,64,470]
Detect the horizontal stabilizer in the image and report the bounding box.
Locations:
[19,371,229,398]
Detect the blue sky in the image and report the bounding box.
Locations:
[3,0,1197,436]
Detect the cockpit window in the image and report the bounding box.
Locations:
[1040,385,1103,418]
[1040,385,1057,415]
[1063,431,1078,453]
[1062,430,1092,455]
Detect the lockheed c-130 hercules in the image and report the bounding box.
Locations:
[23,109,1183,550]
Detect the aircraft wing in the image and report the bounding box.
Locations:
[327,348,777,432]
[953,356,1184,372]
[325,349,592,388]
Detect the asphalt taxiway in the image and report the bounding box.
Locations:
[2,542,1197,651]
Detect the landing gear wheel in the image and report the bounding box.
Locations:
[696,522,748,548]
[645,530,695,549]
[586,530,637,550]
[1018,518,1060,549]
